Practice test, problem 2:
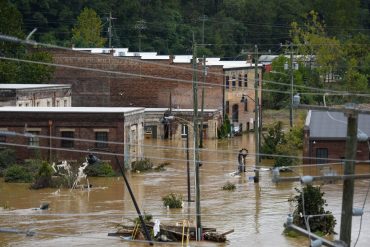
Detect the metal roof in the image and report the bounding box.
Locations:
[0,84,71,90]
[306,110,370,139]
[0,106,145,115]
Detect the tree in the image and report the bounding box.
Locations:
[261,121,285,159]
[291,185,336,235]
[72,7,106,47]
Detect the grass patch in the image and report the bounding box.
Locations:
[222,181,236,191]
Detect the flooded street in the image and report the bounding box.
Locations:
[1,134,370,246]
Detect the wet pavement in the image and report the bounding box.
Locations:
[1,134,370,246]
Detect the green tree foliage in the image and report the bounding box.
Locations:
[19,51,55,83]
[0,0,54,84]
[31,161,53,189]
[0,149,17,176]
[292,185,336,235]
[84,162,116,177]
[261,121,285,158]
[4,165,33,183]
[9,0,369,57]
[72,7,106,48]
[218,114,231,139]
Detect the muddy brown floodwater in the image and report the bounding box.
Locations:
[1,134,370,246]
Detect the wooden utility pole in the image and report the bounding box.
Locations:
[254,45,260,183]
[340,110,358,246]
[192,33,202,241]
[199,55,206,148]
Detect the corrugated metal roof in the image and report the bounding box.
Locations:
[307,110,370,139]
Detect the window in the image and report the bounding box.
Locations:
[316,148,328,164]
[0,134,6,143]
[36,101,40,107]
[226,101,229,114]
[244,74,248,87]
[244,99,248,112]
[232,104,239,122]
[238,74,242,87]
[18,103,22,107]
[225,76,229,89]
[25,103,29,107]
[61,131,74,148]
[232,76,236,89]
[47,101,51,107]
[95,132,108,148]
[64,100,67,107]
[56,100,60,107]
[28,131,40,147]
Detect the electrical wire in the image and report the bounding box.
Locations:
[353,180,370,247]
[2,130,370,166]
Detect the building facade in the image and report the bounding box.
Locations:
[0,107,145,169]
[303,110,370,164]
[144,108,221,140]
[0,84,72,107]
[223,65,263,132]
[49,49,224,111]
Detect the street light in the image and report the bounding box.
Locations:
[241,94,260,183]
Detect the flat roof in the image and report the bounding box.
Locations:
[0,84,71,90]
[145,108,219,113]
[0,106,145,114]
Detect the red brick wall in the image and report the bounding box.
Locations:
[304,138,369,164]
[0,112,125,169]
[50,49,224,109]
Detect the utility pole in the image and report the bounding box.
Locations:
[192,33,202,241]
[199,15,208,45]
[108,12,113,48]
[199,55,206,148]
[340,108,358,246]
[289,43,294,128]
[135,19,146,52]
[254,45,260,183]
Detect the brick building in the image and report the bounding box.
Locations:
[49,48,224,111]
[303,110,370,164]
[0,84,72,107]
[0,107,145,169]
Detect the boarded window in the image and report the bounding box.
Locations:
[95,132,108,148]
[316,148,328,164]
[61,131,74,148]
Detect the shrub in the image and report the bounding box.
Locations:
[291,185,336,235]
[222,181,236,191]
[162,193,183,208]
[85,162,116,177]
[4,165,33,183]
[218,115,231,139]
[30,161,53,189]
[132,158,153,172]
[0,149,16,176]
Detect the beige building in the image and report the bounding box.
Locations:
[0,84,72,107]
[205,59,263,132]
